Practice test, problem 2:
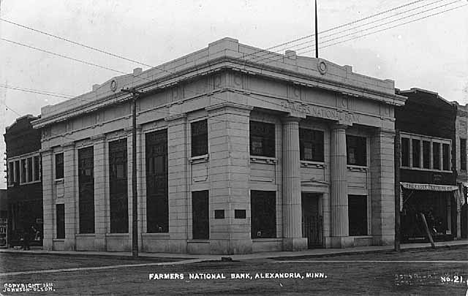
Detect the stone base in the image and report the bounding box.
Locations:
[328,236,355,248]
[282,237,308,251]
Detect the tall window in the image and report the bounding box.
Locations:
[461,138,467,171]
[55,153,64,179]
[348,195,367,236]
[250,121,275,157]
[191,119,208,157]
[109,139,128,233]
[347,135,367,166]
[192,190,209,239]
[442,143,450,171]
[20,159,26,184]
[14,161,20,184]
[300,128,324,162]
[412,139,421,168]
[423,141,431,169]
[8,162,14,185]
[78,147,95,234]
[146,130,168,233]
[401,138,410,167]
[251,190,276,238]
[27,157,33,182]
[433,142,441,170]
[56,204,65,239]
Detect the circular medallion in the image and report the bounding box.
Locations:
[317,60,328,75]
[110,79,118,92]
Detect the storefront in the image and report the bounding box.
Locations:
[400,182,461,242]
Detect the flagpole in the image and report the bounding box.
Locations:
[315,0,319,58]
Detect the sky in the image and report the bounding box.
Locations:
[0,0,467,188]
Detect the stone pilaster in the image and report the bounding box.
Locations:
[93,136,107,251]
[167,114,189,253]
[282,116,307,251]
[40,149,54,250]
[207,102,253,254]
[370,128,395,246]
[63,142,76,250]
[329,123,352,248]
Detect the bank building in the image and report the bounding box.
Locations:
[31,38,406,254]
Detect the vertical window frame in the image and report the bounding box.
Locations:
[249,121,276,158]
[299,128,324,162]
[55,153,64,180]
[191,119,208,157]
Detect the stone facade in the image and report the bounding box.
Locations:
[32,38,406,254]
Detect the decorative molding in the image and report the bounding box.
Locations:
[300,161,326,169]
[250,156,277,165]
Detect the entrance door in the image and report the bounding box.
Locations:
[302,193,323,248]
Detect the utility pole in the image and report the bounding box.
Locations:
[394,129,401,252]
[315,0,319,58]
[122,87,143,258]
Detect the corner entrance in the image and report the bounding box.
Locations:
[302,193,323,248]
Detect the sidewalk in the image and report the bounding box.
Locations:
[1,239,467,262]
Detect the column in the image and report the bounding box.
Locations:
[207,102,253,254]
[93,136,107,251]
[63,142,76,251]
[41,149,54,250]
[370,128,395,246]
[282,116,307,251]
[167,114,189,253]
[329,123,351,248]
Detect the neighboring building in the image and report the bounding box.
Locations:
[4,115,43,246]
[395,88,462,242]
[454,102,468,238]
[0,189,7,247]
[32,38,406,254]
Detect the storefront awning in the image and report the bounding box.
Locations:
[400,182,458,192]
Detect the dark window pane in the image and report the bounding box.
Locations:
[34,156,40,181]
[56,204,65,239]
[8,162,14,185]
[79,147,95,234]
[412,139,421,168]
[347,135,367,166]
[433,142,441,170]
[20,159,26,183]
[27,157,33,182]
[109,139,128,233]
[192,191,209,239]
[191,120,208,157]
[300,128,324,162]
[461,138,467,171]
[146,130,168,233]
[442,143,450,171]
[401,138,409,167]
[423,141,430,169]
[251,190,276,238]
[14,161,20,184]
[55,153,64,179]
[348,195,367,236]
[250,121,275,157]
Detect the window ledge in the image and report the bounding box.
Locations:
[55,178,64,184]
[106,233,130,237]
[250,156,277,164]
[347,165,368,172]
[142,233,170,239]
[301,161,325,168]
[400,166,452,173]
[189,154,209,164]
[76,234,95,238]
[53,239,65,242]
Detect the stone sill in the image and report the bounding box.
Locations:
[189,154,209,164]
[105,233,130,237]
[347,166,368,172]
[52,239,65,242]
[300,161,325,169]
[250,156,277,164]
[55,179,64,184]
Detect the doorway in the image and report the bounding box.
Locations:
[302,193,323,248]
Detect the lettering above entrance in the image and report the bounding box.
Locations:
[281,101,360,124]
